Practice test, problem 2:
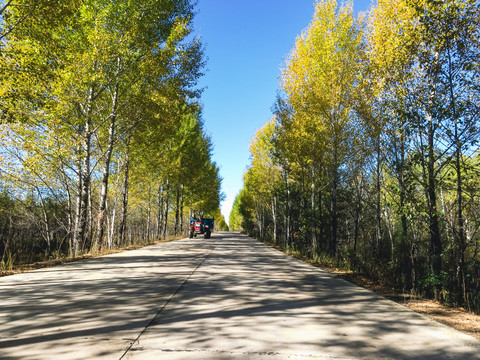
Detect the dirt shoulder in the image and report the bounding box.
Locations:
[329,269,480,341]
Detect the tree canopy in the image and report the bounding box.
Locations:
[0,0,224,265]
[235,0,480,313]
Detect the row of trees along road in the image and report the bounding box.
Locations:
[230,0,480,312]
[0,0,227,268]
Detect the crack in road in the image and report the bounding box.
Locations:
[118,243,217,360]
[129,348,369,359]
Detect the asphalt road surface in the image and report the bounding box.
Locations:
[1,232,479,359]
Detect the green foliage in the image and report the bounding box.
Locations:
[213,208,229,232]
[233,0,480,313]
[0,0,223,263]
[229,192,244,232]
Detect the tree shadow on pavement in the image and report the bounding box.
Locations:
[1,233,479,360]
[0,239,216,360]
[128,233,480,360]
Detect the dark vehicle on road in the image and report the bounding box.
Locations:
[189,214,214,239]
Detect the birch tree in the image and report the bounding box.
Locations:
[280,0,364,255]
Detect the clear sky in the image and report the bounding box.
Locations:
[193,0,374,225]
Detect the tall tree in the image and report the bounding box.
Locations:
[280,0,364,255]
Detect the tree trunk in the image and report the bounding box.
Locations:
[320,187,324,250]
[163,180,170,240]
[119,137,131,246]
[426,50,442,298]
[108,199,116,249]
[147,188,152,241]
[36,187,52,256]
[427,111,442,294]
[311,165,317,254]
[398,133,411,287]
[180,184,184,235]
[72,84,94,257]
[285,169,291,248]
[86,183,93,252]
[272,196,277,245]
[96,72,119,250]
[61,170,74,250]
[175,187,180,236]
[259,206,264,239]
[448,42,466,303]
[157,185,164,239]
[376,143,382,255]
[383,199,394,261]
[331,176,337,257]
[330,154,338,257]
[399,137,408,240]
[455,118,466,304]
[71,156,82,257]
[410,243,417,291]
[353,176,361,253]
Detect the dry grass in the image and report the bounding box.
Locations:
[402,299,480,340]
[329,269,480,341]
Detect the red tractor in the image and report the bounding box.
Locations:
[189,213,214,239]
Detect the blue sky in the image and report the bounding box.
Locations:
[193,0,373,224]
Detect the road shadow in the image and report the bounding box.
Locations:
[0,237,216,360]
[129,233,480,360]
[1,233,479,360]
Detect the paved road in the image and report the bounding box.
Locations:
[1,232,479,359]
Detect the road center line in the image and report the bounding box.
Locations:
[119,243,217,360]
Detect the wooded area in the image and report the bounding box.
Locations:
[230,0,480,313]
[0,0,227,269]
